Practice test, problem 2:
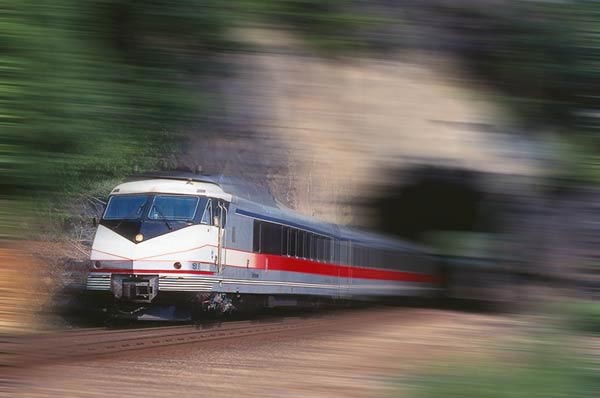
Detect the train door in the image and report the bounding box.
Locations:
[215,200,228,273]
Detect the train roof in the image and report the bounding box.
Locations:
[129,171,278,206]
[127,171,427,253]
[234,197,424,252]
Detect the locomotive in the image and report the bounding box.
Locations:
[86,172,440,320]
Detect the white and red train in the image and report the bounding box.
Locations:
[86,172,440,320]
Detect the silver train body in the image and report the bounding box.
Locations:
[87,172,440,319]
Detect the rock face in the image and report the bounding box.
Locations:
[531,189,600,292]
[0,240,92,333]
[0,245,46,333]
[183,28,541,227]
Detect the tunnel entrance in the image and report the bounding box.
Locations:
[367,165,509,305]
[369,166,498,246]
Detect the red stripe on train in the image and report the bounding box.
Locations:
[254,254,438,283]
[89,256,438,283]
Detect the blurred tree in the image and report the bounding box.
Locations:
[435,1,597,132]
[236,0,374,51]
[0,0,231,237]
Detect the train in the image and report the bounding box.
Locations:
[86,171,441,321]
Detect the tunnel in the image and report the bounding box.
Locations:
[368,165,498,245]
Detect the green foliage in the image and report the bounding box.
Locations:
[235,0,376,52]
[567,301,600,335]
[0,0,230,237]
[412,301,600,397]
[437,1,599,132]
[2,0,231,189]
[413,341,599,398]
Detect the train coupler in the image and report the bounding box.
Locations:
[111,274,158,303]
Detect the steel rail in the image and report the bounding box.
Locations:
[0,316,333,369]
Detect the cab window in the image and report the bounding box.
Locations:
[104,195,149,220]
[148,195,199,221]
[201,200,213,224]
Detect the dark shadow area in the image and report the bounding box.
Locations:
[370,166,498,243]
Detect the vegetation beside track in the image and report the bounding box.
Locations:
[409,304,600,398]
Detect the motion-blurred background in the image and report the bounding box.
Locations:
[1,1,599,396]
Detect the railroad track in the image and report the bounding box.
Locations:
[0,315,338,369]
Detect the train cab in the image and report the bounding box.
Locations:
[88,177,231,306]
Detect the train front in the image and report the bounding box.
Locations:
[86,178,230,321]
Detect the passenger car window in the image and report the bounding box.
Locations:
[288,229,297,256]
[261,222,283,254]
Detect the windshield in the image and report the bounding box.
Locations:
[148,195,200,221]
[103,195,149,220]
